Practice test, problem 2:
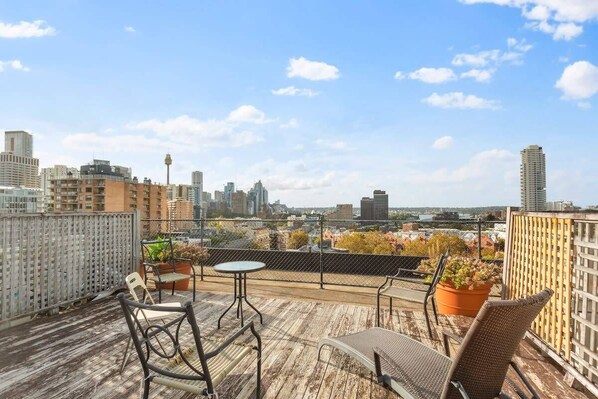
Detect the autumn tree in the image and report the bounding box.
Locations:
[335,232,398,254]
[401,233,469,257]
[288,230,309,249]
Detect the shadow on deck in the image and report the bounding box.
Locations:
[0,288,589,399]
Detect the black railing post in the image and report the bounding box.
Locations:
[200,218,205,281]
[319,215,324,289]
[477,219,482,259]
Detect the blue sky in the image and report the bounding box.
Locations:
[1,1,597,207]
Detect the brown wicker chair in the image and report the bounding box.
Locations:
[319,289,553,399]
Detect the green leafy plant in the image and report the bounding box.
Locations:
[145,239,171,262]
[418,255,502,289]
[172,243,210,265]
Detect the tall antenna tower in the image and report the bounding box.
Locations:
[164,153,172,185]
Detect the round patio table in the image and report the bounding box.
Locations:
[214,261,266,328]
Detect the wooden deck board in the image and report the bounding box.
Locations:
[0,289,590,399]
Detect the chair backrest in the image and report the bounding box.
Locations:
[426,251,449,297]
[117,293,216,393]
[441,288,553,399]
[141,238,175,264]
[125,272,155,304]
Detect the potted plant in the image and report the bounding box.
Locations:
[170,243,210,290]
[418,256,502,317]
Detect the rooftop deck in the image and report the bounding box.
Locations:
[0,282,588,399]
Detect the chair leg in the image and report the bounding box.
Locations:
[192,275,196,302]
[376,293,381,327]
[256,350,262,398]
[171,282,175,296]
[389,297,393,315]
[158,286,162,304]
[142,378,150,399]
[431,297,439,325]
[423,302,433,338]
[120,336,133,375]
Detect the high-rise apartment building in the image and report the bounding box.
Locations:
[49,160,166,219]
[167,198,194,230]
[0,131,39,188]
[192,171,203,219]
[328,204,353,220]
[224,182,235,209]
[248,180,268,214]
[40,165,79,212]
[231,190,248,215]
[0,186,42,213]
[520,145,546,212]
[360,197,374,220]
[4,131,33,157]
[167,184,194,202]
[374,190,389,220]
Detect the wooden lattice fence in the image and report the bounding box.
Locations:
[505,210,598,395]
[0,212,139,321]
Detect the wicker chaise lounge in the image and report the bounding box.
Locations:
[318,289,552,399]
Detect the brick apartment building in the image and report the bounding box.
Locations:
[48,160,166,220]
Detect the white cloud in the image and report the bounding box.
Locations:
[315,139,349,150]
[577,101,592,109]
[286,57,339,81]
[432,136,454,149]
[293,144,305,151]
[452,50,501,67]
[461,68,494,82]
[126,106,272,149]
[227,105,270,124]
[555,61,598,100]
[265,172,336,191]
[271,86,319,97]
[394,71,406,80]
[459,0,597,40]
[0,20,55,38]
[124,26,136,33]
[506,37,533,52]
[0,59,30,72]
[406,148,516,184]
[280,118,300,129]
[559,56,570,63]
[423,92,501,110]
[408,67,457,83]
[63,133,172,153]
[553,22,583,40]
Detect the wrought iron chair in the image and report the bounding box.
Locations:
[319,289,552,399]
[141,238,196,303]
[117,293,262,398]
[376,252,448,337]
[119,272,181,374]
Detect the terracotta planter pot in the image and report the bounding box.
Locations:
[155,260,192,291]
[435,282,492,317]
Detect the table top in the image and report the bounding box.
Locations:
[214,261,266,273]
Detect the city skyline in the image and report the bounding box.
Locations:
[1,2,597,207]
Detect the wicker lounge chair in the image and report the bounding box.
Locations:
[141,238,196,303]
[377,252,448,337]
[117,293,262,398]
[119,272,181,374]
[319,289,552,399]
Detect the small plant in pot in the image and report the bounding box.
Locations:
[418,256,502,317]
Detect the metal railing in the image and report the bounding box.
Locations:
[141,217,503,288]
[0,212,140,322]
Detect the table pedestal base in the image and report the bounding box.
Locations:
[217,272,263,329]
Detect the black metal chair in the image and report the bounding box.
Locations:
[141,238,196,303]
[376,252,448,338]
[117,293,262,398]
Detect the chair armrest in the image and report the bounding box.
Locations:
[143,262,161,276]
[395,268,433,277]
[172,257,192,263]
[387,275,431,285]
[442,330,463,356]
[204,321,261,359]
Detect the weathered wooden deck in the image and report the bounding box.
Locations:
[0,289,589,399]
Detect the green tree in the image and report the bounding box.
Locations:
[426,233,469,257]
[335,232,397,254]
[401,239,429,256]
[288,230,309,249]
